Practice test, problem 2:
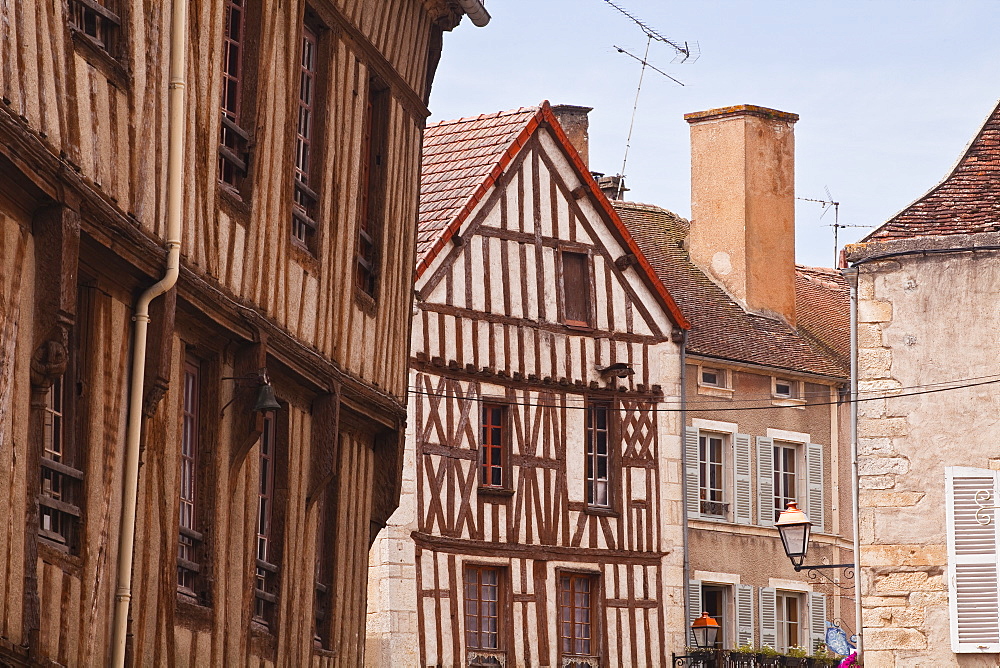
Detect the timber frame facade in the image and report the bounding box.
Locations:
[366,104,691,667]
[0,0,479,666]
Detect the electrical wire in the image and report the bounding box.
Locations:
[405,375,1000,414]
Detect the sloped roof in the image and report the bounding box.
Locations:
[865,100,1000,241]
[416,102,689,330]
[615,201,849,378]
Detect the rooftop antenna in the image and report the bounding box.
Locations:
[798,188,872,266]
[601,0,697,200]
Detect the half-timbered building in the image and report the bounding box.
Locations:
[0,0,485,666]
[366,103,690,667]
[616,105,855,654]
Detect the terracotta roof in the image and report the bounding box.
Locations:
[416,102,689,330]
[614,201,849,378]
[865,100,1000,241]
[418,106,540,265]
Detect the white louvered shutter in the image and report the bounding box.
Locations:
[757,437,775,527]
[808,592,827,653]
[734,433,753,525]
[758,587,777,649]
[806,443,825,532]
[687,580,703,645]
[735,584,754,648]
[945,467,1000,652]
[685,428,700,518]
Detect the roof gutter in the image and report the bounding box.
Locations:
[458,0,491,26]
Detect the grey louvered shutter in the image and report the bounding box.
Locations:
[687,580,703,645]
[685,428,700,518]
[757,437,775,526]
[806,443,825,532]
[734,433,752,524]
[945,467,1000,652]
[758,587,777,649]
[735,584,754,649]
[808,592,827,653]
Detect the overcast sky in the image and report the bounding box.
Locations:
[428,0,1000,268]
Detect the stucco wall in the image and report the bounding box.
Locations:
[856,248,1000,667]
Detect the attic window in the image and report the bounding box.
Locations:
[700,367,725,388]
[774,380,797,399]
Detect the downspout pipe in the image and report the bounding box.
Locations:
[110,0,186,664]
[843,266,863,662]
[457,0,491,26]
[678,329,690,647]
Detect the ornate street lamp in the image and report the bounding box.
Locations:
[775,501,853,574]
[690,612,720,649]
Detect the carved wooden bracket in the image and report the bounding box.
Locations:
[141,287,177,417]
[368,426,402,547]
[306,387,341,508]
[228,331,268,473]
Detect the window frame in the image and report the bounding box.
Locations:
[772,441,801,523]
[253,409,287,631]
[559,249,593,328]
[584,399,616,512]
[356,75,390,299]
[698,432,728,519]
[177,357,204,600]
[463,564,507,666]
[775,590,804,652]
[290,10,328,252]
[771,377,807,407]
[313,482,337,649]
[557,571,600,664]
[218,0,254,195]
[701,584,730,649]
[478,402,512,495]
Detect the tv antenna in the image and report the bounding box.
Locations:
[601,0,698,199]
[798,188,872,266]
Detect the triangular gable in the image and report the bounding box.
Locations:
[417,101,689,330]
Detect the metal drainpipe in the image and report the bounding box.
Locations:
[457,0,491,26]
[109,0,186,664]
[843,265,864,661]
[679,329,690,646]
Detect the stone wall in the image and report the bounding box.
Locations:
[854,247,1000,667]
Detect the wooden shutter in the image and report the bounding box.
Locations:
[734,433,752,525]
[685,428,700,518]
[945,467,1000,652]
[758,587,777,649]
[756,437,774,527]
[806,443,825,532]
[687,580,703,645]
[735,584,754,648]
[808,592,827,653]
[562,252,590,325]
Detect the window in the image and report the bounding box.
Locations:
[357,77,390,297]
[776,591,802,652]
[313,485,335,648]
[700,367,725,388]
[698,433,726,517]
[773,442,799,522]
[585,400,612,508]
[38,285,91,551]
[254,413,279,627]
[178,358,205,600]
[480,405,506,489]
[561,251,591,327]
[69,0,121,55]
[559,573,597,664]
[702,585,727,649]
[464,565,504,665]
[773,378,800,399]
[292,17,322,249]
[219,0,253,192]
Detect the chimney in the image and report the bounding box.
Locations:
[593,173,628,201]
[551,104,592,168]
[685,105,799,325]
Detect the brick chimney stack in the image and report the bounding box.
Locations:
[685,105,799,325]
[551,104,593,168]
